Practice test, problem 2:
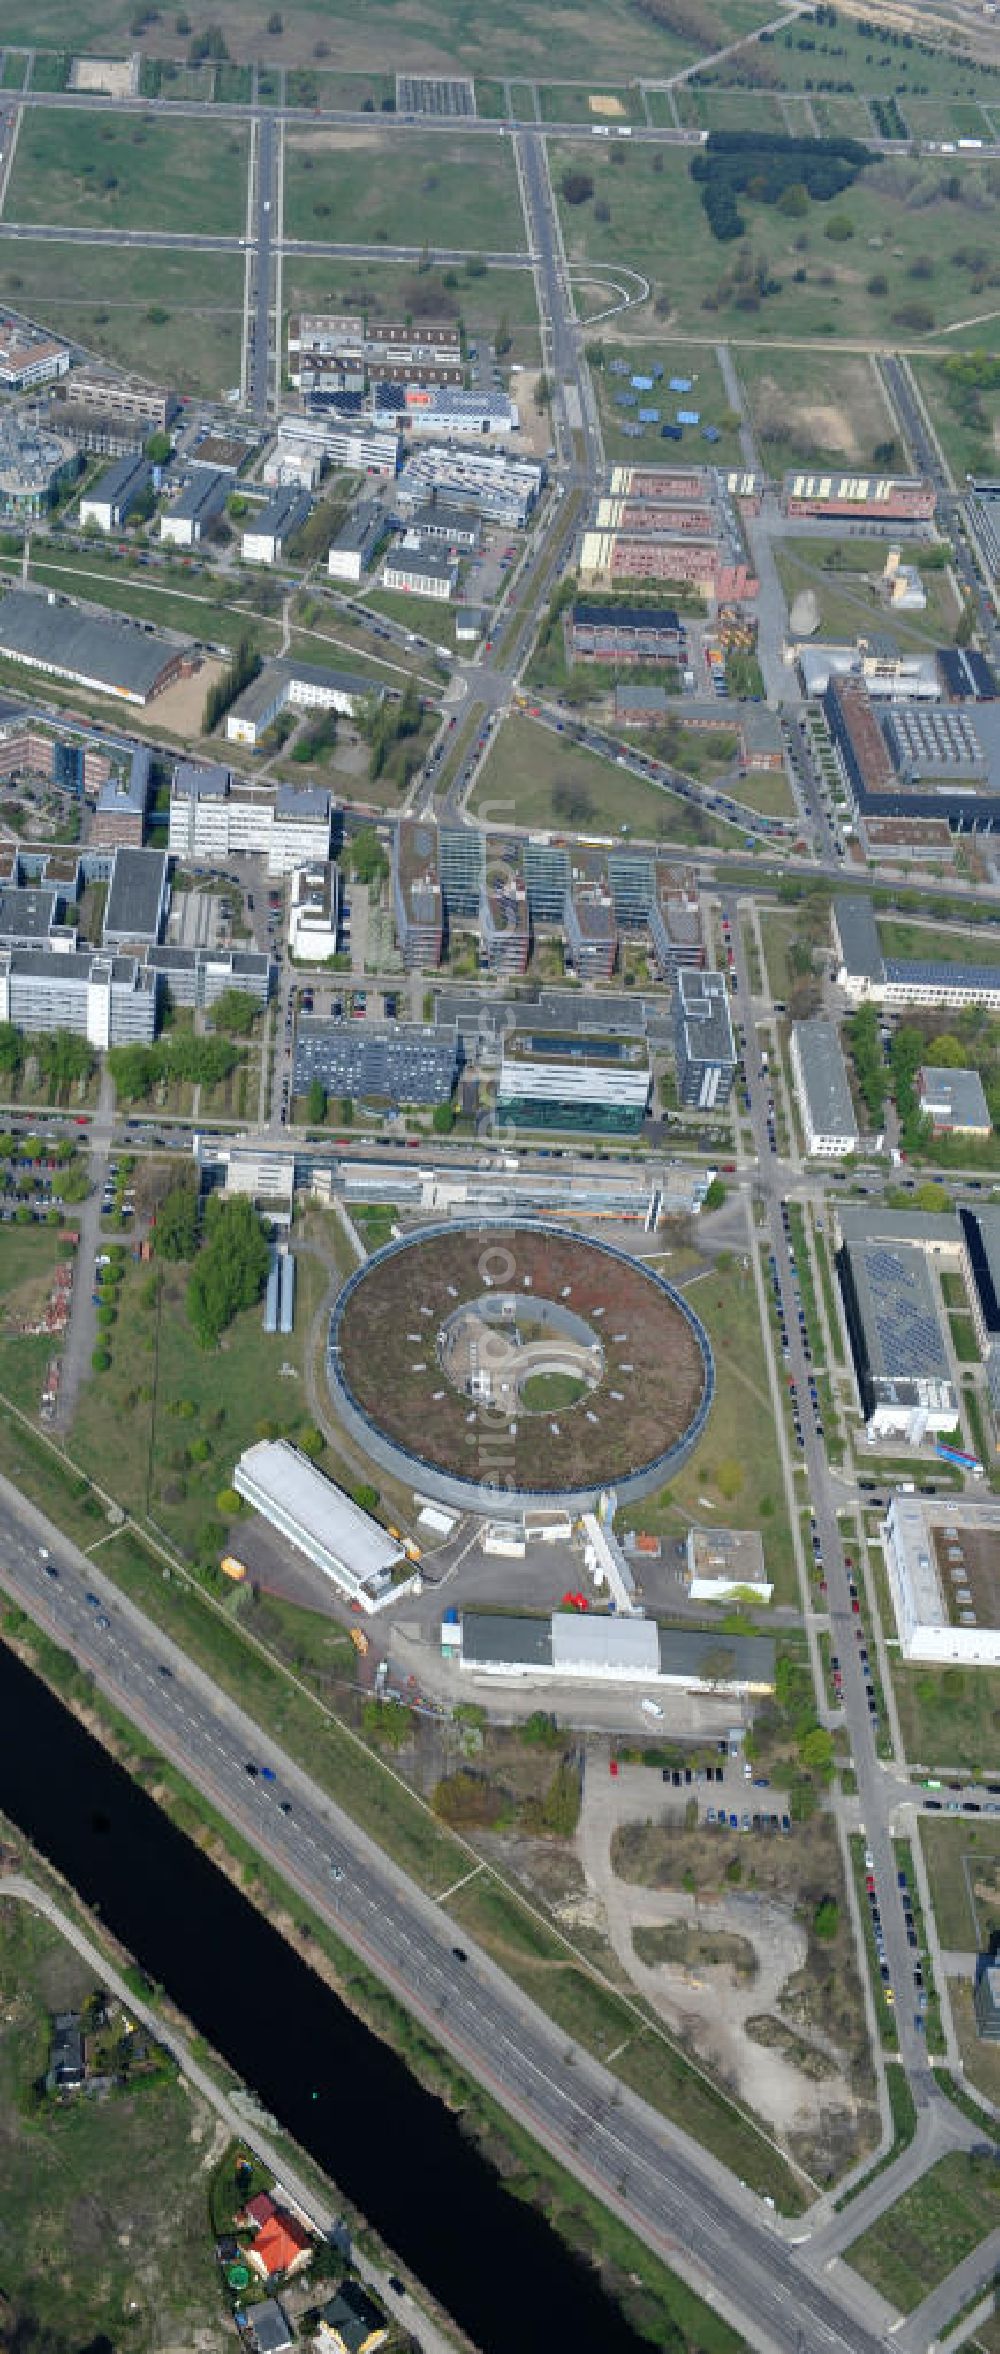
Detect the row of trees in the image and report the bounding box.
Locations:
[361,679,423,786]
[107,1034,238,1104]
[0,1023,95,1099]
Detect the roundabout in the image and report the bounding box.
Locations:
[327,1221,714,1513]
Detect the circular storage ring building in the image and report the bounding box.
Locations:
[327,1221,714,1515]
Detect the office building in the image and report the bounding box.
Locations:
[826,673,1000,834]
[288,862,340,963]
[833,893,1000,1011]
[917,1065,991,1137]
[837,1235,956,1442]
[395,386,518,438]
[0,588,186,706]
[169,764,332,875]
[564,878,617,982]
[408,502,480,554]
[790,1018,860,1157]
[287,312,365,392]
[234,1440,403,1610]
[102,845,169,948]
[263,416,400,487]
[241,486,312,565]
[0,883,64,948]
[782,472,936,521]
[959,1204,1000,1354]
[159,466,227,547]
[974,1950,1000,2041]
[883,1493,1000,1664]
[0,946,158,1047]
[294,1018,458,1107]
[480,869,529,974]
[327,499,388,583]
[497,1031,650,1134]
[225,657,376,748]
[571,601,684,663]
[79,453,152,533]
[60,369,176,432]
[0,315,70,391]
[393,818,444,968]
[91,745,152,848]
[395,445,542,529]
[383,544,457,601]
[674,968,736,1110]
[145,944,272,1009]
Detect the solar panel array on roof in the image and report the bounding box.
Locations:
[638,408,660,424]
[863,1244,950,1378]
[631,374,654,391]
[669,376,692,392]
[677,409,701,426]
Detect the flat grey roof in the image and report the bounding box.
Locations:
[387,547,455,582]
[172,759,230,799]
[657,1626,776,1686]
[676,967,734,1066]
[147,943,270,974]
[461,1612,553,1668]
[331,499,385,552]
[228,661,374,728]
[2,945,147,985]
[834,894,884,983]
[247,486,312,537]
[843,1238,951,1382]
[103,846,167,943]
[274,784,332,821]
[96,744,151,816]
[919,1065,990,1126]
[838,1203,959,1249]
[0,884,58,939]
[792,1017,858,1141]
[0,588,180,698]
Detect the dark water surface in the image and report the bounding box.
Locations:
[0,1639,651,2354]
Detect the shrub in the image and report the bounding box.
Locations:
[91,1349,111,1372]
[561,169,594,206]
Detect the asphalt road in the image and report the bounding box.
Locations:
[723,893,937,2102]
[0,1472,899,2354]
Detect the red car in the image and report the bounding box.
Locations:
[609,1759,619,1778]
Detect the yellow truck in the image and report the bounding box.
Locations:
[220,1555,247,1582]
[350,1627,370,1656]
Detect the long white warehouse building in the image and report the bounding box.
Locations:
[234,1439,404,1609]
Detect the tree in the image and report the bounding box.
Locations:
[363,1700,414,1749]
[0,1023,23,1077]
[346,828,388,886]
[432,1101,455,1134]
[203,636,261,735]
[561,169,594,206]
[353,1483,379,1512]
[704,1176,726,1211]
[813,1896,839,1940]
[155,1178,200,1262]
[298,1425,325,1460]
[187,1194,271,1347]
[145,430,172,464]
[215,1486,243,1516]
[306,1078,327,1125]
[798,1724,834,1775]
[92,1348,111,1372]
[210,988,258,1037]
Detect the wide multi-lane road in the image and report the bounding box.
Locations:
[0,1464,902,2354]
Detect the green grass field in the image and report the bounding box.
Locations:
[738,347,900,473]
[618,1258,795,1605]
[892,1659,1000,1777]
[0,243,244,397]
[878,917,1000,967]
[911,356,1000,486]
[847,2153,1000,2313]
[469,716,741,850]
[4,0,776,80]
[5,110,249,235]
[918,1817,1000,1950]
[538,82,645,126]
[708,14,1000,103]
[551,143,1000,350]
[0,1901,227,2352]
[774,539,960,654]
[283,129,525,250]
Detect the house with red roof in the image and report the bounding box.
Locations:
[242,2192,314,2282]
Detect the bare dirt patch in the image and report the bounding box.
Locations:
[589,93,626,117]
[70,56,138,97]
[150,658,225,741]
[577,1766,877,2173]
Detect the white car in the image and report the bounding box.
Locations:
[640,1698,664,1721]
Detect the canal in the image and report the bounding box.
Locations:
[0,1639,653,2354]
